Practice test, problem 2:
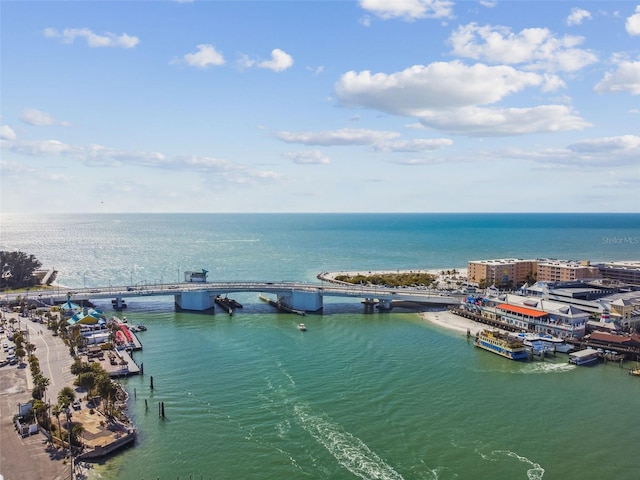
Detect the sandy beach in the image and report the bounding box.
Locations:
[418,308,487,336]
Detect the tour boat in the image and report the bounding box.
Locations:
[474,330,528,360]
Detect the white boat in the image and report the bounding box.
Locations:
[297,323,307,331]
[511,332,573,353]
[533,333,574,353]
[569,348,600,366]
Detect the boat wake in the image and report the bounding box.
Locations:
[519,362,576,374]
[477,448,545,480]
[293,404,406,480]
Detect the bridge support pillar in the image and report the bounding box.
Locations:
[277,290,323,312]
[377,299,392,311]
[112,296,126,309]
[175,291,215,311]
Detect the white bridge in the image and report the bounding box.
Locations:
[15,280,463,313]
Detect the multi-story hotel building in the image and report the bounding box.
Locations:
[536,260,601,282]
[597,261,640,286]
[467,259,537,288]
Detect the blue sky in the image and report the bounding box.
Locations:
[1,0,639,213]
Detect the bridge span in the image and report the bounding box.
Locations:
[9,281,463,313]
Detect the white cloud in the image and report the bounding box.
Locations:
[275,128,400,146]
[0,125,16,140]
[43,27,139,48]
[334,61,590,136]
[336,61,544,114]
[307,65,325,75]
[6,139,72,156]
[626,6,640,35]
[391,157,449,165]
[20,108,70,127]
[449,23,598,72]
[567,134,640,154]
[179,44,225,68]
[566,8,591,26]
[257,49,294,72]
[594,60,640,95]
[417,105,591,136]
[359,0,454,21]
[506,135,640,167]
[283,150,331,165]
[1,137,278,185]
[374,138,453,152]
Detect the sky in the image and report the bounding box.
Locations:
[1,0,639,214]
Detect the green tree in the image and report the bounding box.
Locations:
[51,404,62,442]
[14,346,26,364]
[70,423,85,448]
[74,371,97,399]
[32,373,50,401]
[57,386,75,408]
[31,399,50,429]
[0,251,42,290]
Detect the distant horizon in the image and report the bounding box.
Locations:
[2,211,640,216]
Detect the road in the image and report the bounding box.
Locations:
[0,311,74,480]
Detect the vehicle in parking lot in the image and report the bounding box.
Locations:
[72,400,81,410]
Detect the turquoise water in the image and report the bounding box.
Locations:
[1,213,639,479]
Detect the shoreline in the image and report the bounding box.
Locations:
[418,308,487,336]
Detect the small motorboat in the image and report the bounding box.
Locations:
[297,323,307,331]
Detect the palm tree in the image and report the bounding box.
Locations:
[51,404,62,443]
[31,399,49,429]
[71,423,85,450]
[33,374,50,401]
[57,386,75,408]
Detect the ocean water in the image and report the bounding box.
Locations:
[1,213,639,480]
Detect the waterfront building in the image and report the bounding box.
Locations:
[597,261,640,286]
[462,292,590,339]
[467,258,537,288]
[536,260,601,282]
[587,331,640,350]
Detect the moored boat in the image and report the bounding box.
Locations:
[474,330,528,360]
[511,332,573,354]
[568,348,600,366]
[531,333,574,353]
